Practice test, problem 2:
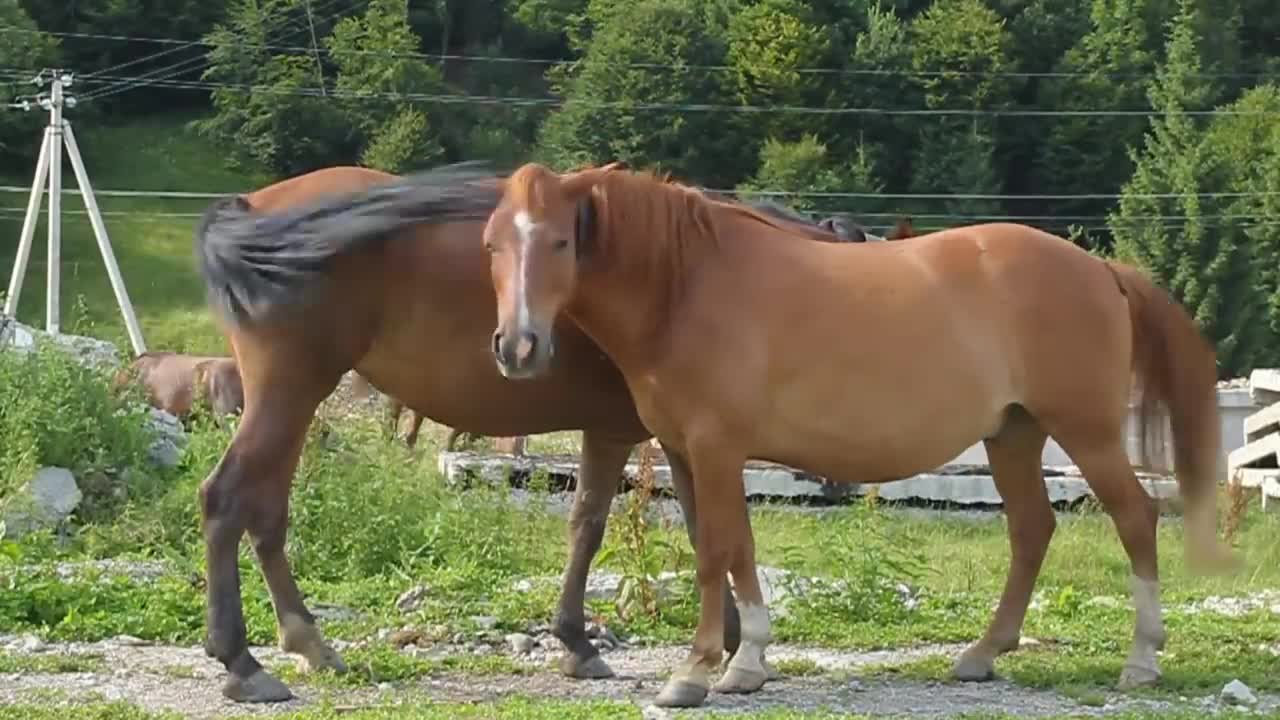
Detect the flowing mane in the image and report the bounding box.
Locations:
[586,168,840,268]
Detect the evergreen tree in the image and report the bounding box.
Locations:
[735,134,886,217]
[327,0,449,172]
[536,0,747,185]
[725,0,834,141]
[1201,84,1280,363]
[195,0,356,176]
[0,0,60,165]
[905,0,1016,222]
[1032,0,1154,226]
[1110,0,1261,376]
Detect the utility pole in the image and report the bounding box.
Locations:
[4,69,147,355]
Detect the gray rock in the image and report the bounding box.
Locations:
[17,634,47,653]
[641,705,676,720]
[395,585,431,613]
[1222,679,1258,706]
[2,467,82,537]
[2,317,122,371]
[471,615,499,632]
[311,603,361,623]
[505,633,536,655]
[143,409,186,469]
[106,635,150,647]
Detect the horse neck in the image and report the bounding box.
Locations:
[566,184,715,375]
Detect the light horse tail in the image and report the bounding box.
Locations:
[194,161,500,328]
[1106,259,1239,575]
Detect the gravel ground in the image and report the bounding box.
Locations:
[1,636,1273,718]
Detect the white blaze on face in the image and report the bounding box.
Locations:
[512,210,539,336]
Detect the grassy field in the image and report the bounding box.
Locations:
[0,110,273,355]
[1,114,1279,717]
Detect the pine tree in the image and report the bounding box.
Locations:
[1110,0,1261,376]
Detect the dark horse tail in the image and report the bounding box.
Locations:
[1106,259,1239,575]
[194,161,500,327]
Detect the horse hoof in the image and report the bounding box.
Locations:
[560,652,615,680]
[951,652,996,682]
[712,665,768,694]
[296,645,348,674]
[654,678,710,708]
[222,670,293,703]
[1117,664,1160,690]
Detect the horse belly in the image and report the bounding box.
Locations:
[754,342,1010,484]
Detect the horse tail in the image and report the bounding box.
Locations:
[194,161,499,328]
[1106,259,1239,575]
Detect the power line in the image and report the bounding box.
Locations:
[40,72,1280,117]
[3,207,1277,238]
[3,26,1276,83]
[73,0,356,104]
[2,184,1278,202]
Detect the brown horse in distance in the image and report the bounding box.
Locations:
[188,163,848,703]
[479,162,1239,708]
[115,351,244,419]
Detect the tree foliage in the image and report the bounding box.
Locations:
[1111,0,1261,376]
[0,0,60,165]
[6,0,1280,374]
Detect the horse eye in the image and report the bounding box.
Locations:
[483,241,496,254]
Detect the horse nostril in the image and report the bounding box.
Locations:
[492,331,503,360]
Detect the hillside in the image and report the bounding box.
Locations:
[0,112,274,355]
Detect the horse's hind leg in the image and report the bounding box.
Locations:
[1059,434,1164,690]
[201,362,344,702]
[404,412,425,449]
[954,406,1051,681]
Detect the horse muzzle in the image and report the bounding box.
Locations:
[492,326,555,379]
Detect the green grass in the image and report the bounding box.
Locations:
[0,650,105,674]
[0,700,1270,720]
[1,111,1279,712]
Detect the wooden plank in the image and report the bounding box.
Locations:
[1245,403,1280,443]
[1227,433,1280,471]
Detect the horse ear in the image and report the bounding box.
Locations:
[560,161,626,201]
[574,193,597,260]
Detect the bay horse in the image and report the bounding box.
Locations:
[114,351,244,419]
[479,162,1239,708]
[190,162,844,703]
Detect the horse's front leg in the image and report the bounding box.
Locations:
[655,441,770,708]
[552,431,633,679]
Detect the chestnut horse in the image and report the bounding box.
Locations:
[479,162,1239,708]
[190,162,844,702]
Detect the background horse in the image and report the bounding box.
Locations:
[190,162,846,703]
[480,162,1238,709]
[114,351,243,419]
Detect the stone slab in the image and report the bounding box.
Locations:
[437,451,1179,508]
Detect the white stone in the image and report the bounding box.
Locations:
[1,317,122,371]
[2,467,82,537]
[642,705,676,720]
[395,585,431,613]
[472,615,499,631]
[505,633,536,655]
[17,634,47,653]
[1221,679,1257,706]
[142,408,186,469]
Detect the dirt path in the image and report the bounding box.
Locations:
[0,636,1271,718]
